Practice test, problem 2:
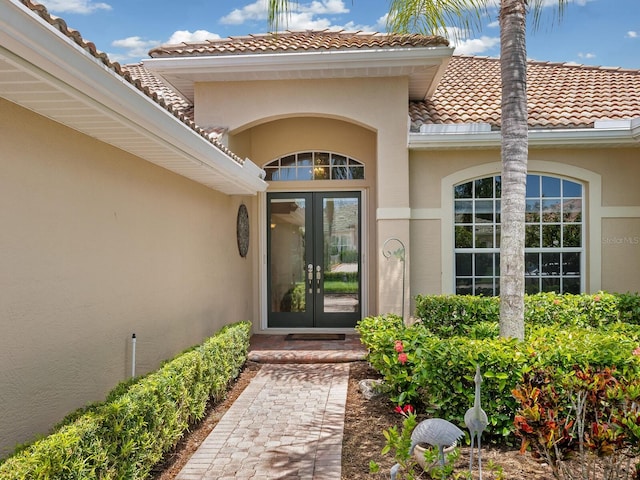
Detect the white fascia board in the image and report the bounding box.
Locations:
[144,46,455,77]
[2,0,266,195]
[409,125,640,150]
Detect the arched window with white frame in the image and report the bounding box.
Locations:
[453,174,583,295]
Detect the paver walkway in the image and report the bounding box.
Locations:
[176,362,350,480]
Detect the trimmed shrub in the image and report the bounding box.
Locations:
[414,292,640,337]
[0,321,251,479]
[357,314,640,444]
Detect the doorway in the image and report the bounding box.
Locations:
[267,192,361,328]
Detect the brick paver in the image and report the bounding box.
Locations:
[176,363,350,480]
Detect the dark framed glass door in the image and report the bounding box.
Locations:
[267,192,361,328]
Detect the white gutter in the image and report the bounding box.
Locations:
[145,46,454,76]
[2,0,267,195]
[409,118,640,149]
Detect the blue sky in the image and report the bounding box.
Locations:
[38,0,639,68]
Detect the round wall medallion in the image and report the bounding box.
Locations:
[236,204,250,258]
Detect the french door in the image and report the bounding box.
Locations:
[267,192,361,328]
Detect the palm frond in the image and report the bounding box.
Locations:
[267,0,294,33]
[386,0,489,41]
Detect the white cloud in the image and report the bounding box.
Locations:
[110,36,159,61]
[220,0,351,29]
[40,0,111,14]
[453,35,500,55]
[221,0,268,25]
[626,31,638,39]
[577,52,596,60]
[167,30,221,45]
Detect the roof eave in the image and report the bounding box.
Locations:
[143,46,455,102]
[0,0,266,196]
[409,124,640,150]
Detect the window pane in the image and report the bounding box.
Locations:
[475,253,494,276]
[455,201,473,223]
[525,253,540,276]
[542,278,561,293]
[314,152,330,166]
[331,154,347,166]
[563,224,582,247]
[542,224,561,247]
[542,199,561,222]
[475,280,494,296]
[563,199,582,222]
[495,177,502,198]
[456,253,472,276]
[455,182,473,199]
[264,168,277,181]
[474,225,494,248]
[281,155,296,167]
[475,178,494,198]
[279,167,297,181]
[525,277,540,294]
[542,176,561,197]
[495,225,501,248]
[525,225,540,248]
[314,166,329,180]
[332,166,348,180]
[563,278,581,294]
[456,278,472,295]
[563,179,582,197]
[526,175,540,198]
[455,226,473,248]
[349,166,365,180]
[298,167,313,180]
[542,253,561,275]
[525,200,540,222]
[297,152,312,167]
[475,200,494,222]
[563,252,580,275]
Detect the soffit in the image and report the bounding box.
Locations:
[0,0,266,195]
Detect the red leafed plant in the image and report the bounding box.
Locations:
[513,366,640,480]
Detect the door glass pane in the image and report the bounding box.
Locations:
[269,198,307,313]
[322,196,360,313]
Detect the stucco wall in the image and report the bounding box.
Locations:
[409,146,640,299]
[195,77,411,317]
[0,98,256,456]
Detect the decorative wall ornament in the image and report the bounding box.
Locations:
[236,204,249,257]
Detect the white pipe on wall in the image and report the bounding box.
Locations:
[131,333,136,378]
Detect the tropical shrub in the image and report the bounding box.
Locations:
[414,292,640,338]
[513,366,640,479]
[356,314,640,444]
[0,321,251,479]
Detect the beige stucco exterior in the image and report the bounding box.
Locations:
[0,98,258,455]
[2,8,639,455]
[195,77,413,322]
[409,146,640,303]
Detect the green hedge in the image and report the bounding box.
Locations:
[0,321,251,479]
[357,310,640,444]
[414,292,640,338]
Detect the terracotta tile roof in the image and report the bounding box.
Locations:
[148,30,449,58]
[410,55,640,131]
[18,0,243,164]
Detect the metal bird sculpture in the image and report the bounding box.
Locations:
[390,418,464,479]
[464,365,489,479]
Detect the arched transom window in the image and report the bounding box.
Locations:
[454,174,583,296]
[264,151,364,181]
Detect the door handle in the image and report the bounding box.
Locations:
[316,265,322,293]
[307,264,314,293]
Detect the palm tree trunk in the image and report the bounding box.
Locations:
[498,0,527,340]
